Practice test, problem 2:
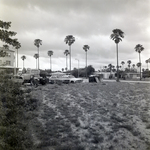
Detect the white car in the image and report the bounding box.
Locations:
[61,75,83,83]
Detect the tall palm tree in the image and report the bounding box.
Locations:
[48,50,53,71]
[145,59,149,70]
[132,64,135,71]
[15,42,21,68]
[83,45,90,78]
[21,55,26,68]
[34,54,39,69]
[64,49,70,71]
[64,35,75,71]
[136,62,141,73]
[110,29,124,82]
[135,44,144,80]
[127,60,131,70]
[108,64,112,74]
[34,39,42,70]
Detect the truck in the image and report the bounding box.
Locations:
[21,68,47,85]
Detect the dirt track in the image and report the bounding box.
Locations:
[30,82,150,150]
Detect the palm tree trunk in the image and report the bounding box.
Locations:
[17,49,18,68]
[69,45,71,71]
[36,59,37,69]
[38,47,39,70]
[66,55,67,70]
[50,56,52,71]
[139,53,141,80]
[116,43,119,82]
[86,51,87,78]
[23,60,24,68]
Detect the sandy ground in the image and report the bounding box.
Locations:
[29,81,150,150]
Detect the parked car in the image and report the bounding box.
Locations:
[49,76,57,84]
[61,75,83,83]
[49,74,83,84]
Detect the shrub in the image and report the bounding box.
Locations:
[0,74,34,150]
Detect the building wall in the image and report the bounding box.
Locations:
[0,47,15,67]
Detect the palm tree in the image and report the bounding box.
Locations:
[108,64,112,74]
[135,44,144,80]
[132,64,135,72]
[110,29,124,82]
[64,35,75,71]
[136,62,141,73]
[21,55,26,68]
[15,42,21,68]
[34,54,39,69]
[64,49,70,71]
[34,39,42,70]
[83,45,90,78]
[145,59,149,70]
[104,66,107,72]
[48,50,53,71]
[127,60,131,70]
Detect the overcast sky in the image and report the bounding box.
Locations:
[0,0,150,71]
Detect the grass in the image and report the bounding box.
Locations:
[28,82,150,150]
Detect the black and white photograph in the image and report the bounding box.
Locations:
[0,0,150,149]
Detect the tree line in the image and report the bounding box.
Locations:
[0,20,147,81]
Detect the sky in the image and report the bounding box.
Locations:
[0,0,150,71]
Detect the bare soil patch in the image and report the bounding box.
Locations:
[29,82,150,150]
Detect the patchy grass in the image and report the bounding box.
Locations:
[29,82,150,150]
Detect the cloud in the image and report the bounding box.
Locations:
[0,0,150,70]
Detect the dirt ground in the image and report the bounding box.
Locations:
[29,82,150,150]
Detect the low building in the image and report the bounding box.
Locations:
[94,71,115,79]
[126,72,140,79]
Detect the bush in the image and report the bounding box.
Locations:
[0,74,34,150]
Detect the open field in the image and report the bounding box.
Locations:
[29,82,150,150]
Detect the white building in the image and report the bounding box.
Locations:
[0,47,15,67]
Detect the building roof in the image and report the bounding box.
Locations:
[0,66,20,69]
[0,47,15,52]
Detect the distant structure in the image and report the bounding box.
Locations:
[0,47,17,74]
[0,47,15,67]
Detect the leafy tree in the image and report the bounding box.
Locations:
[64,35,75,71]
[0,20,21,59]
[110,29,124,82]
[34,39,42,70]
[21,55,26,68]
[135,44,144,80]
[34,54,39,69]
[72,68,78,77]
[87,65,95,76]
[0,20,16,45]
[48,50,53,71]
[83,45,90,78]
[64,49,70,71]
